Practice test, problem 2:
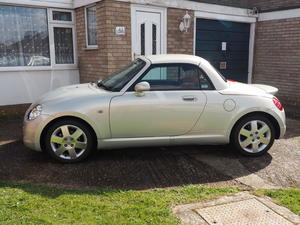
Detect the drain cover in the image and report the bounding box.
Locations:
[195,198,293,225]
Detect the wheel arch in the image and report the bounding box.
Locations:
[229,111,281,141]
[40,116,98,151]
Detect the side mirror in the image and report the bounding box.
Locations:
[134,81,150,96]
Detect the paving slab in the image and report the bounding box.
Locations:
[173,192,300,225]
[196,198,292,225]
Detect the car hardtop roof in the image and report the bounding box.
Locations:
[141,54,207,65]
[137,54,228,91]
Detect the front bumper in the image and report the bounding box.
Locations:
[23,114,53,151]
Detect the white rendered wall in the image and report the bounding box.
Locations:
[0,69,79,106]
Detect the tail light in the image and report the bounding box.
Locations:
[273,97,283,111]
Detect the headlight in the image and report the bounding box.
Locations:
[28,105,42,120]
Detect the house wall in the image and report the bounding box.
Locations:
[75,0,300,110]
[252,1,300,108]
[0,1,79,106]
[76,4,196,81]
[167,8,194,55]
[0,70,79,106]
[105,1,132,75]
[76,1,107,83]
[76,0,131,83]
[252,17,300,107]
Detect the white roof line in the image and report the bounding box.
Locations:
[259,8,300,21]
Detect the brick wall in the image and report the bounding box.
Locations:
[248,0,300,11]
[253,18,300,106]
[76,4,197,82]
[167,8,194,54]
[76,2,106,83]
[104,1,132,75]
[76,0,300,110]
[75,0,131,83]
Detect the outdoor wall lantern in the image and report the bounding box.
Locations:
[179,11,192,32]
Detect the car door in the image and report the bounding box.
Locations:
[109,63,213,138]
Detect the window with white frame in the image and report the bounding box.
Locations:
[49,9,76,66]
[54,27,74,64]
[86,5,97,47]
[0,5,50,67]
[0,5,76,68]
[52,11,72,22]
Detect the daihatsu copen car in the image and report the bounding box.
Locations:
[23,54,286,163]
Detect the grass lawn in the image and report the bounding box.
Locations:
[1,182,299,225]
[0,182,238,225]
[256,189,300,215]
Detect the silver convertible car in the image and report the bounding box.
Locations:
[23,55,286,163]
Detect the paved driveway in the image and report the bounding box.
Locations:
[0,117,299,189]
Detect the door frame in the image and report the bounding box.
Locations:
[193,11,256,84]
[131,4,167,59]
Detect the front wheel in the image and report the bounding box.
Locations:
[44,119,95,163]
[231,115,275,156]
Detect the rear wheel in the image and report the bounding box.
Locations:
[231,115,275,156]
[44,119,95,163]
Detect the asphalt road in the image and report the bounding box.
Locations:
[0,117,299,189]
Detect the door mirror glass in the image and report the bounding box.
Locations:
[134,81,150,96]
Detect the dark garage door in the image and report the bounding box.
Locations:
[195,19,250,83]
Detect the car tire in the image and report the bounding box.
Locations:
[44,119,95,163]
[231,115,275,156]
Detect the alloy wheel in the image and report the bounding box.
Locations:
[50,125,88,160]
[238,120,271,153]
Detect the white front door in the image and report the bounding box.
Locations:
[131,6,166,57]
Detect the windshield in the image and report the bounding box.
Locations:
[98,59,146,91]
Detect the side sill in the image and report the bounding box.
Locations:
[97,134,228,149]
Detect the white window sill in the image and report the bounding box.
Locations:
[0,65,78,72]
[85,46,98,50]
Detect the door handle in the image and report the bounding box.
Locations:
[182,96,196,101]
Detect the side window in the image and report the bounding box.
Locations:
[86,5,97,47]
[199,69,214,90]
[136,64,214,91]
